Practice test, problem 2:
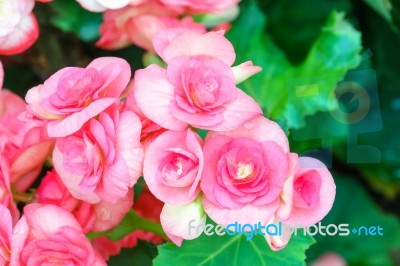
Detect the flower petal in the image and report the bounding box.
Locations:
[0,13,38,56]
[231,61,261,84]
[285,157,336,227]
[53,145,101,204]
[160,197,206,246]
[47,98,116,137]
[134,65,187,131]
[205,89,262,131]
[202,196,279,227]
[159,30,236,65]
[116,111,143,186]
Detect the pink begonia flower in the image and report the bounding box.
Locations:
[311,252,347,266]
[0,204,12,265]
[0,160,20,224]
[134,30,262,131]
[37,169,134,233]
[52,104,143,204]
[92,188,164,261]
[0,89,53,191]
[10,204,106,266]
[281,157,336,227]
[76,0,131,12]
[143,129,203,204]
[200,116,290,226]
[25,57,131,137]
[96,3,205,52]
[0,0,39,55]
[160,0,240,14]
[160,196,206,246]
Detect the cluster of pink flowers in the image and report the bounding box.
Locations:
[0,27,336,264]
[94,0,239,51]
[0,0,238,56]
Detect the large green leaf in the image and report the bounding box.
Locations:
[153,232,315,266]
[108,241,158,266]
[257,0,352,64]
[227,1,362,129]
[332,5,400,197]
[306,174,400,265]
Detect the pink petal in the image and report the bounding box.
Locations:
[10,216,29,266]
[285,157,336,227]
[125,15,166,52]
[53,145,101,203]
[311,252,347,266]
[47,97,116,137]
[165,231,183,247]
[205,89,262,131]
[153,28,189,60]
[0,204,12,261]
[96,154,130,203]
[207,116,290,153]
[231,61,262,84]
[10,141,53,191]
[116,111,144,186]
[23,203,82,239]
[134,65,187,131]
[202,196,279,227]
[160,199,206,245]
[158,30,236,65]
[264,216,292,251]
[200,135,232,205]
[0,13,39,56]
[86,57,132,98]
[92,189,134,232]
[276,153,298,221]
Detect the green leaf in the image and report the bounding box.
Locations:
[361,0,400,34]
[226,1,362,129]
[87,210,166,241]
[363,0,392,22]
[257,0,352,64]
[48,0,102,42]
[333,6,400,197]
[306,174,400,265]
[153,232,315,266]
[108,241,158,266]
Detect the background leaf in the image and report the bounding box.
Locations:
[154,232,315,266]
[108,241,158,266]
[227,1,362,129]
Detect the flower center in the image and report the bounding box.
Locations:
[235,162,254,180]
[196,78,218,92]
[162,157,185,182]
